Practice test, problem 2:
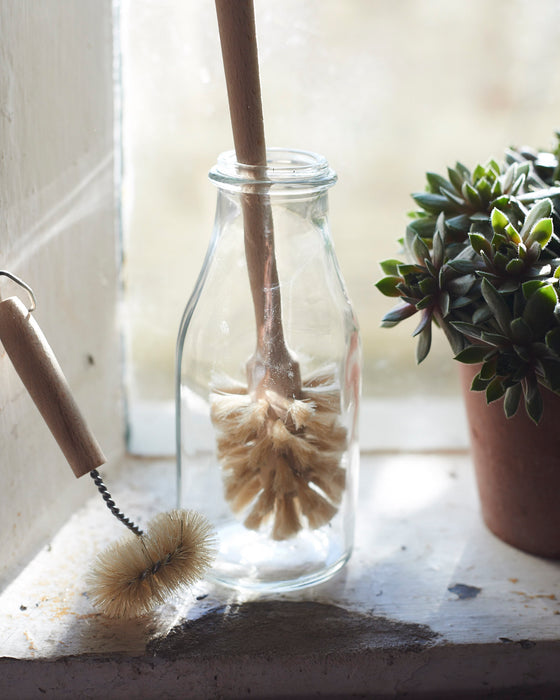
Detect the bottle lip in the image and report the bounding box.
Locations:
[209,148,337,192]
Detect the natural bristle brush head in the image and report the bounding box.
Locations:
[88,509,217,619]
[210,366,347,541]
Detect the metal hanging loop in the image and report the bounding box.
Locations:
[0,271,37,312]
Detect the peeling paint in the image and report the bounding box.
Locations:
[448,583,482,600]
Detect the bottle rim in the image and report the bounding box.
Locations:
[209,148,337,191]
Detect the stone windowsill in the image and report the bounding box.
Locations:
[1,452,560,698]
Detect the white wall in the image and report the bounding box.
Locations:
[0,2,123,588]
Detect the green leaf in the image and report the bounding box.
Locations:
[469,232,492,257]
[522,284,558,337]
[490,178,503,198]
[525,218,553,249]
[432,216,445,268]
[486,377,505,403]
[416,323,432,363]
[540,359,560,392]
[523,374,543,424]
[462,181,482,207]
[450,321,484,340]
[477,177,492,200]
[419,277,437,295]
[509,317,533,344]
[480,331,510,347]
[514,344,531,362]
[455,162,471,180]
[381,302,417,327]
[454,346,491,364]
[522,279,546,299]
[412,234,431,265]
[480,357,497,379]
[491,207,510,234]
[450,295,474,309]
[379,259,403,276]
[472,164,486,182]
[446,274,476,296]
[397,263,425,276]
[472,306,493,324]
[505,223,522,245]
[416,294,434,310]
[490,231,507,249]
[480,278,512,334]
[412,192,458,215]
[471,373,490,391]
[504,383,522,418]
[447,214,471,232]
[447,166,465,193]
[426,171,454,194]
[375,276,403,298]
[511,172,526,196]
[487,159,501,177]
[499,279,522,293]
[505,258,524,274]
[502,164,516,193]
[519,198,553,239]
[407,217,437,239]
[439,290,450,317]
[545,327,560,354]
[492,194,511,210]
[447,259,476,274]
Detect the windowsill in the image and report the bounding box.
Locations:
[1,452,560,698]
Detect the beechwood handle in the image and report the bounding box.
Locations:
[0,296,106,478]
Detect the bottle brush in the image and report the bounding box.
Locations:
[211,0,347,541]
[0,272,216,619]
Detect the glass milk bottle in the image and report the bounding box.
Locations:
[176,148,360,591]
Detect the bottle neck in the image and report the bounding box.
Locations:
[211,149,336,400]
[209,148,337,197]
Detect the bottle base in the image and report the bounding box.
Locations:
[205,521,352,592]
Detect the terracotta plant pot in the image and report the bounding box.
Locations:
[460,364,560,558]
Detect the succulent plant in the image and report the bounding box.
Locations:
[376,132,560,423]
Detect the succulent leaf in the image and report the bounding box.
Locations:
[522,284,558,337]
[375,276,403,298]
[454,346,491,364]
[381,302,418,327]
[519,198,553,239]
[523,374,543,424]
[376,133,560,422]
[486,377,505,403]
[480,279,512,334]
[471,373,490,391]
[503,384,522,418]
[525,218,553,248]
[379,259,403,276]
[469,232,492,258]
[415,322,432,363]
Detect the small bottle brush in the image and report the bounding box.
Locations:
[0,272,216,619]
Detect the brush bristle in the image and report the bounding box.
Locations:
[88,509,217,619]
[210,367,348,541]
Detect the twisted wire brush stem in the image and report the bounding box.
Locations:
[90,469,144,537]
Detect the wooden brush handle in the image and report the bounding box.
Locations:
[0,296,106,478]
[215,0,266,167]
[215,0,300,397]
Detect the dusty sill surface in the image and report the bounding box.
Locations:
[1,453,560,699]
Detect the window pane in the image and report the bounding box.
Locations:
[122,0,560,449]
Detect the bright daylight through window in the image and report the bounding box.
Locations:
[121,0,560,453]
